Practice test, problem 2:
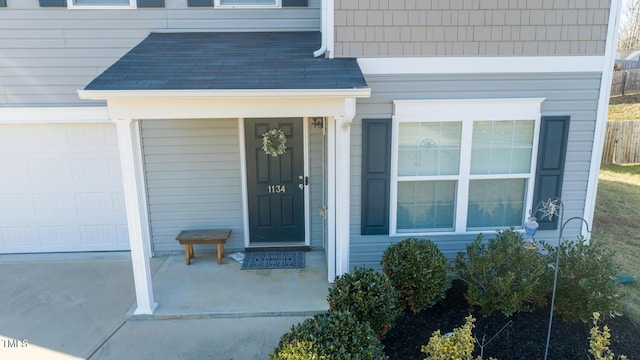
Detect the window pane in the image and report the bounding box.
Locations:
[398,122,461,176]
[467,179,526,229]
[397,181,456,232]
[471,120,534,175]
[74,0,130,4]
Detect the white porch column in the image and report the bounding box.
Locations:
[113,118,157,315]
[334,98,356,277]
[326,117,336,282]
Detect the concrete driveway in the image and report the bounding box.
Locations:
[0,252,308,360]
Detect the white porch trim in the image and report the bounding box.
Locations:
[326,116,337,282]
[333,98,356,278]
[113,118,156,315]
[85,88,369,296]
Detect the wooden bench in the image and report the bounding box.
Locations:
[175,229,232,265]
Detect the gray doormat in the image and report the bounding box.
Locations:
[241,251,305,270]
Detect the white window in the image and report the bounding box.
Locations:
[67,0,135,9]
[215,0,280,8]
[390,98,544,236]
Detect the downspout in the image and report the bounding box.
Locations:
[313,0,328,58]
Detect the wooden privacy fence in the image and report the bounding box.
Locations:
[602,121,640,164]
[611,69,640,96]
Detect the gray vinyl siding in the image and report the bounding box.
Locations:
[141,118,325,253]
[309,123,325,249]
[334,0,610,57]
[0,0,319,105]
[140,118,245,253]
[350,72,602,269]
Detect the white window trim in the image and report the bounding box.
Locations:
[389,98,545,237]
[67,0,136,9]
[214,0,281,9]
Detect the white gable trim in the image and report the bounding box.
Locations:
[358,56,605,75]
[78,88,371,100]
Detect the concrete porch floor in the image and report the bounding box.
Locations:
[132,250,330,320]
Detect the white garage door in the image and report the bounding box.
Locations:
[0,123,130,253]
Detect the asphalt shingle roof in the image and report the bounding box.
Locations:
[85,32,368,91]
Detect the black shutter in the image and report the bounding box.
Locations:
[532,116,570,230]
[0,1,6,8]
[138,0,164,7]
[39,0,65,6]
[361,119,392,235]
[187,0,213,6]
[283,0,308,6]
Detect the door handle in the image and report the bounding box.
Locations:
[298,184,304,190]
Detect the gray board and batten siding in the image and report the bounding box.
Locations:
[334,0,610,57]
[0,0,320,106]
[140,118,326,254]
[349,72,602,270]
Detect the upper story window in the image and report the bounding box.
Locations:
[67,0,136,9]
[390,98,544,236]
[215,0,280,8]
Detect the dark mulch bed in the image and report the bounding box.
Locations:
[383,280,640,359]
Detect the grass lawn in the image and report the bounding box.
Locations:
[594,164,640,324]
[609,93,640,120]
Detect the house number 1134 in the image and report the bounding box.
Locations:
[267,185,286,193]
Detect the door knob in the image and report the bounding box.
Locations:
[298,184,304,190]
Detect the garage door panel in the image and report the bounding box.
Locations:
[0,123,129,254]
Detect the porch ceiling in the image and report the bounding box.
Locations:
[83,31,368,92]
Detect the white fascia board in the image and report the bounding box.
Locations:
[358,56,605,75]
[77,88,372,101]
[103,97,358,120]
[0,106,108,124]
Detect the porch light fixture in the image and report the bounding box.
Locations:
[311,117,324,129]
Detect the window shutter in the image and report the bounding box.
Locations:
[532,116,570,230]
[39,0,65,6]
[361,119,392,235]
[138,0,164,7]
[283,0,308,6]
[0,1,6,7]
[187,0,213,6]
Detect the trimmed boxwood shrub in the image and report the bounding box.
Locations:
[269,311,386,360]
[381,238,450,313]
[541,237,621,323]
[454,228,547,317]
[328,266,402,338]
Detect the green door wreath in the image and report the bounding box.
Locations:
[262,128,287,157]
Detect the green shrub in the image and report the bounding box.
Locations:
[327,266,402,338]
[454,228,547,317]
[541,237,621,323]
[382,238,450,313]
[421,315,480,360]
[269,311,386,360]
